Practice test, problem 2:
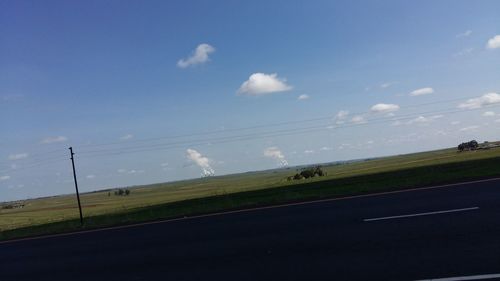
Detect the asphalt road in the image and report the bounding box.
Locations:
[2,179,500,281]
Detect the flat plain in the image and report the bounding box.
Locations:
[1,143,500,239]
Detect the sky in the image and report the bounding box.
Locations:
[1,0,500,201]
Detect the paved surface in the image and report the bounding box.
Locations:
[2,179,500,281]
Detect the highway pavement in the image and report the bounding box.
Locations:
[1,178,500,281]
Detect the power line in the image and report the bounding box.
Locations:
[0,157,68,174]
[77,104,474,155]
[1,97,497,173]
[76,94,483,149]
[75,103,500,159]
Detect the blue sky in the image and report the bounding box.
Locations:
[1,0,500,201]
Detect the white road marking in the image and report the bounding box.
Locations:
[415,273,500,281]
[363,207,479,222]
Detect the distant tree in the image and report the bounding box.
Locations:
[290,166,326,181]
[458,140,479,152]
[293,173,304,180]
[300,170,315,179]
[125,189,130,196]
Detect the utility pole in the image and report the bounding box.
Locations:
[69,147,84,226]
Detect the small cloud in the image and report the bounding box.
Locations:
[458,93,500,109]
[8,153,28,161]
[482,111,496,117]
[117,169,127,173]
[187,148,215,176]
[320,146,332,151]
[453,48,474,57]
[391,120,403,126]
[410,87,434,96]
[120,134,134,140]
[495,119,500,123]
[304,150,315,154]
[86,174,96,179]
[380,82,397,88]
[487,35,500,49]
[237,73,292,96]
[177,43,215,68]
[41,136,68,144]
[297,94,310,100]
[459,125,479,132]
[370,103,400,113]
[338,143,351,150]
[456,30,472,38]
[0,175,10,181]
[351,115,366,124]
[407,115,443,125]
[334,110,349,125]
[160,162,169,167]
[264,147,288,166]
[450,121,461,125]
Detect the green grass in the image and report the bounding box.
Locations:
[1,146,500,240]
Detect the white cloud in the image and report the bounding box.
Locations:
[410,87,434,96]
[482,111,496,117]
[0,175,10,181]
[456,30,472,38]
[297,94,310,100]
[450,121,461,125]
[391,120,403,126]
[304,150,315,154]
[458,93,500,109]
[370,103,400,113]
[177,43,215,68]
[336,110,349,119]
[407,115,443,125]
[264,147,288,166]
[334,110,349,124]
[120,134,134,140]
[453,48,474,57]
[117,168,144,174]
[187,148,215,176]
[86,174,96,179]
[8,153,28,161]
[380,82,397,88]
[351,115,366,124]
[160,162,169,167]
[338,143,351,150]
[41,136,68,144]
[495,119,500,123]
[320,146,332,151]
[459,125,479,132]
[237,73,292,96]
[486,35,500,49]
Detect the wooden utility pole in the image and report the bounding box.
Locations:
[69,147,84,226]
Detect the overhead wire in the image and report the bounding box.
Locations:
[75,103,500,159]
[76,94,482,149]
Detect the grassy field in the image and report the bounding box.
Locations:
[1,144,500,240]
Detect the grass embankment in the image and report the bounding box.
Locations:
[2,152,500,241]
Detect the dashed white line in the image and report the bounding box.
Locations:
[363,207,479,222]
[415,273,500,281]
